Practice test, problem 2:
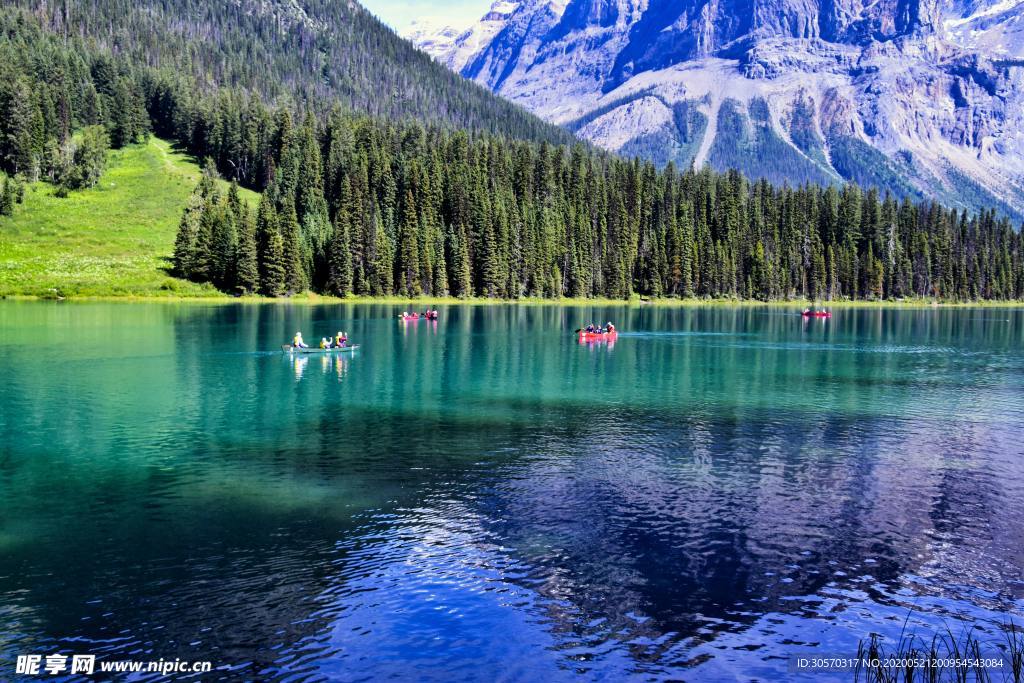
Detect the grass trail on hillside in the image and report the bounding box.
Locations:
[0,138,257,297]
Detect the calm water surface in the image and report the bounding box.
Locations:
[1,302,1022,681]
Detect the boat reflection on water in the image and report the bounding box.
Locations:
[334,353,350,380]
[580,338,616,351]
[288,352,353,381]
[292,353,307,380]
[400,317,439,336]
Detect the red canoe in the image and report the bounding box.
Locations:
[802,311,832,318]
[579,331,618,342]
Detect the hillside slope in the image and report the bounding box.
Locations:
[0,139,255,297]
[5,0,574,146]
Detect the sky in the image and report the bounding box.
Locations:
[360,0,491,31]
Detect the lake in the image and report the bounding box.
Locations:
[1,302,1022,681]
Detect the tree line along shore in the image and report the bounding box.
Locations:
[170,123,1023,303]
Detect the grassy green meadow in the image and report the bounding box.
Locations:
[0,138,257,298]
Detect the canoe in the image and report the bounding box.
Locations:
[281,345,359,354]
[578,331,618,342]
[401,314,438,321]
[802,312,832,318]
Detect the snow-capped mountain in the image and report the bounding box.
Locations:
[408,0,1024,219]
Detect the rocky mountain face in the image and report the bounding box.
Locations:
[407,0,1024,220]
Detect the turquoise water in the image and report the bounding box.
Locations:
[1,302,1022,681]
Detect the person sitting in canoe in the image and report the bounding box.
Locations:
[606,322,616,333]
[319,337,331,349]
[293,332,308,349]
[335,331,347,348]
[585,323,595,333]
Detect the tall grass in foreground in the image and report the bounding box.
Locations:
[854,620,1023,682]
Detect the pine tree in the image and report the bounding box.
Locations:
[110,79,147,148]
[273,110,298,202]
[480,197,502,297]
[255,195,280,294]
[340,174,369,295]
[0,77,39,176]
[261,229,287,297]
[280,199,307,294]
[810,233,827,301]
[397,190,422,296]
[235,207,259,294]
[326,207,353,297]
[432,232,449,296]
[190,194,218,283]
[826,246,838,299]
[0,176,15,217]
[293,116,332,288]
[370,213,393,296]
[750,241,769,300]
[172,192,205,278]
[450,224,472,297]
[227,182,244,223]
[210,204,237,291]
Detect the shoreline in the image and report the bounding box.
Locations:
[2,294,1022,308]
